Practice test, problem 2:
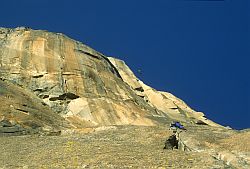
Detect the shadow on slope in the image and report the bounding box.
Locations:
[0,78,70,136]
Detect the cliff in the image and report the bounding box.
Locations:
[0,27,220,132]
[0,27,249,168]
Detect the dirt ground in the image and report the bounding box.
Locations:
[0,125,233,169]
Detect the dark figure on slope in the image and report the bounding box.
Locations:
[164,122,187,150]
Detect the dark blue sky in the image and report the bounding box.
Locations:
[1,0,249,129]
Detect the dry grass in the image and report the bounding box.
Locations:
[0,126,231,169]
[219,131,250,152]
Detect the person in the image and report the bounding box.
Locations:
[170,121,187,133]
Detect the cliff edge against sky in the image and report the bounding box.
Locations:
[0,27,220,132]
[0,27,249,168]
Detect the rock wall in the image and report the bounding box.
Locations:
[0,27,221,128]
[108,57,222,127]
[0,27,160,128]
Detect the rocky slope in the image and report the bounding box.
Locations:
[0,27,249,168]
[0,126,236,168]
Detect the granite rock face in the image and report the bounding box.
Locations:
[0,27,219,130]
[0,27,249,168]
[108,57,222,127]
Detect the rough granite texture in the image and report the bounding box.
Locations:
[0,27,249,168]
[0,27,220,129]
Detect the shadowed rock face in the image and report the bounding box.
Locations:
[0,77,68,135]
[0,27,220,129]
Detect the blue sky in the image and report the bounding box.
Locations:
[1,0,249,129]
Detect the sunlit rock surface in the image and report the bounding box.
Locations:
[108,57,221,127]
[0,27,218,129]
[0,27,158,128]
[0,27,249,168]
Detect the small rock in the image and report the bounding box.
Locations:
[0,119,12,127]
